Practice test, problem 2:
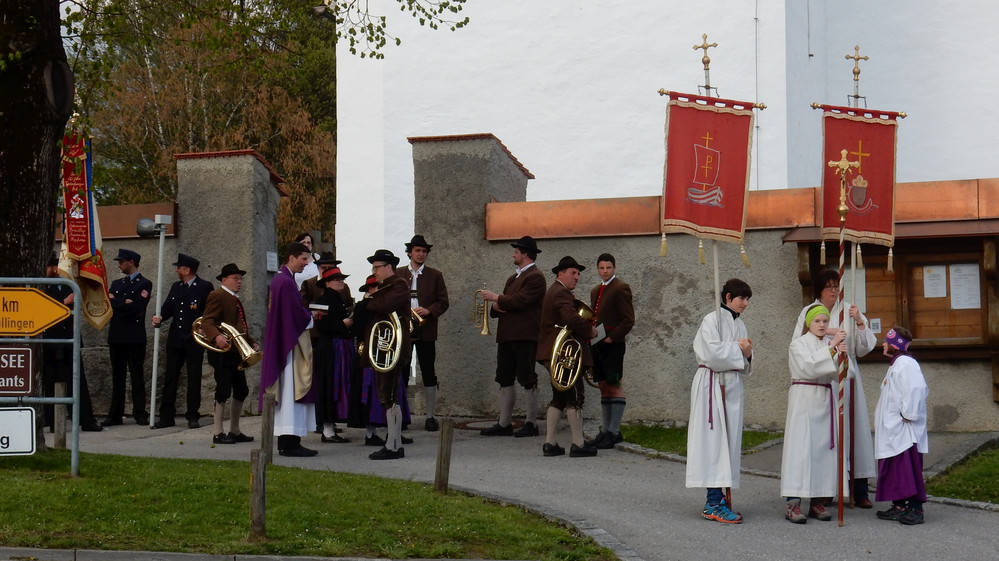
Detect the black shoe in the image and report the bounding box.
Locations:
[877,504,907,521]
[369,446,405,460]
[133,415,149,426]
[101,418,122,427]
[425,417,439,432]
[570,443,598,457]
[228,432,254,443]
[364,434,386,447]
[188,420,201,429]
[542,443,565,457]
[321,434,350,443]
[595,432,622,450]
[81,423,104,432]
[899,508,924,525]
[401,435,414,444]
[213,433,237,445]
[480,423,514,436]
[152,419,175,429]
[584,431,609,448]
[279,445,319,457]
[514,422,539,438]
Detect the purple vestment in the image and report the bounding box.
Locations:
[258,266,313,410]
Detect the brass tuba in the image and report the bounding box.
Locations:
[472,288,491,336]
[367,311,404,373]
[549,300,596,391]
[192,317,262,371]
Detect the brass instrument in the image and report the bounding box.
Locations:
[410,308,425,337]
[549,300,596,391]
[472,289,491,336]
[367,311,404,373]
[192,317,262,371]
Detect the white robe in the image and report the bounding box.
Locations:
[685,309,751,489]
[781,333,842,498]
[874,355,929,459]
[273,349,316,437]
[793,299,877,478]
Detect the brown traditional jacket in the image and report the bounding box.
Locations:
[536,280,593,367]
[589,277,635,344]
[398,264,449,341]
[201,288,257,348]
[361,273,412,369]
[491,263,546,343]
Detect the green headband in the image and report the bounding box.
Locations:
[805,304,830,328]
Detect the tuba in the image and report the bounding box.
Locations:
[192,317,262,371]
[549,300,596,391]
[472,288,491,336]
[366,311,404,373]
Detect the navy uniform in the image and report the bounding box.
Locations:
[154,253,214,428]
[104,249,153,426]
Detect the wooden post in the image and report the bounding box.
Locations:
[249,448,268,540]
[54,382,66,449]
[433,418,454,494]
[261,393,275,465]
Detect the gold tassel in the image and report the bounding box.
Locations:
[698,239,705,264]
[659,233,667,257]
[820,242,826,265]
[856,244,864,269]
[887,247,894,273]
[740,244,751,268]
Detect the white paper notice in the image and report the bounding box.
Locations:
[590,323,606,345]
[923,266,947,298]
[950,263,981,310]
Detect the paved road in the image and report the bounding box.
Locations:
[11,417,999,561]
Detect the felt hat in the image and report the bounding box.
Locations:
[319,267,349,286]
[366,249,400,267]
[551,255,586,275]
[405,234,433,251]
[358,274,378,292]
[315,252,341,266]
[510,235,541,254]
[216,263,247,281]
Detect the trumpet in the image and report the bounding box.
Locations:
[473,288,491,336]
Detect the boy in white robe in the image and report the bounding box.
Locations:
[685,278,753,524]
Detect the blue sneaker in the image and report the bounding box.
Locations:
[702,499,743,524]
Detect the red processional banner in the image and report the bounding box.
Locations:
[820,105,899,246]
[661,91,755,243]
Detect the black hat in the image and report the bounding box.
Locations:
[113,248,141,265]
[551,255,586,275]
[216,263,247,281]
[172,253,200,271]
[315,252,341,266]
[359,274,378,292]
[318,267,349,286]
[510,236,541,254]
[405,234,433,251]
[366,249,400,267]
[47,253,59,267]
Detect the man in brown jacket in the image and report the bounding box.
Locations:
[586,253,635,449]
[398,235,450,432]
[200,263,258,445]
[479,236,546,437]
[537,256,598,457]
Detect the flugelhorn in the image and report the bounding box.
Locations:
[366,311,404,373]
[191,317,262,371]
[473,288,491,336]
[549,300,596,391]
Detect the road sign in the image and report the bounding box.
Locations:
[0,346,32,396]
[0,407,36,455]
[0,287,70,336]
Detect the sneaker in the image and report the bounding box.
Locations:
[569,443,598,457]
[899,508,924,525]
[703,499,742,524]
[368,446,405,460]
[364,434,386,447]
[480,423,514,436]
[876,504,907,521]
[784,502,807,524]
[542,443,565,457]
[808,503,832,521]
[514,422,539,437]
[425,417,439,432]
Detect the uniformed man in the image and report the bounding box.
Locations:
[103,248,152,426]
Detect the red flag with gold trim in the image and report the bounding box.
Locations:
[661,91,755,243]
[820,105,899,246]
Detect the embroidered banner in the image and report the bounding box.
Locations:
[661,91,755,243]
[820,105,899,246]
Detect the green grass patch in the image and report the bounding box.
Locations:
[0,450,615,560]
[621,425,781,456]
[926,441,999,504]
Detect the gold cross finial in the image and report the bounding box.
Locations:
[828,149,860,176]
[693,34,717,71]
[846,45,869,82]
[828,149,860,222]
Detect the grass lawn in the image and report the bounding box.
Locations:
[621,424,781,456]
[0,450,615,560]
[926,441,999,504]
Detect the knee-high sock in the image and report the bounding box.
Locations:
[424,385,437,418]
[525,386,539,426]
[365,424,376,438]
[607,397,626,434]
[498,386,516,427]
[213,401,225,435]
[545,406,560,445]
[566,408,584,447]
[600,398,612,432]
[230,400,244,434]
[386,404,403,451]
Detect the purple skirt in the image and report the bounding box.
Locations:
[875,445,927,502]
